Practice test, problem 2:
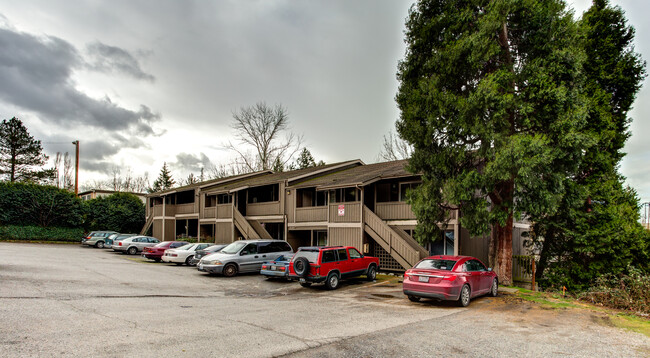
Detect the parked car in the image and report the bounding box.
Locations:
[81,231,117,248]
[112,236,160,255]
[142,241,189,262]
[402,255,498,307]
[260,254,294,280]
[198,239,293,277]
[161,243,213,265]
[288,246,379,290]
[104,233,136,249]
[189,244,226,266]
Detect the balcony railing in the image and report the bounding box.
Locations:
[204,207,216,218]
[329,202,361,223]
[295,206,327,222]
[247,201,281,216]
[375,202,416,220]
[175,203,195,215]
[217,204,232,218]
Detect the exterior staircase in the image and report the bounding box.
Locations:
[363,206,428,269]
[233,209,273,240]
[140,214,154,235]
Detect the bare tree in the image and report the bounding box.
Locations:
[80,167,150,193]
[62,153,73,190]
[378,130,413,161]
[227,102,302,171]
[206,161,249,179]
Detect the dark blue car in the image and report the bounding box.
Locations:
[260,254,294,280]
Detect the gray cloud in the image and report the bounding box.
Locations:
[86,41,155,81]
[170,152,213,174]
[0,24,160,136]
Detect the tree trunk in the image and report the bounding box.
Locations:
[495,213,514,286]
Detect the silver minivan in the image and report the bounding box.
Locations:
[197,239,293,277]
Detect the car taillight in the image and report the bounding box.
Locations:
[404,273,410,281]
[119,242,122,246]
[443,275,457,282]
[262,265,267,270]
[279,266,286,271]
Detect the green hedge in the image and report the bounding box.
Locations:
[0,225,84,242]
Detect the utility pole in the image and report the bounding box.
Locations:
[72,140,79,195]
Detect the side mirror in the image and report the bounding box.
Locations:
[487,268,492,272]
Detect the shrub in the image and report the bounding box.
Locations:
[84,193,145,233]
[579,267,650,315]
[0,225,84,242]
[0,182,84,227]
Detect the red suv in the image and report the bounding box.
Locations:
[288,246,379,290]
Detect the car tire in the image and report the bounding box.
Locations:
[294,257,310,277]
[408,295,421,302]
[366,265,377,281]
[223,263,238,277]
[185,256,194,266]
[154,258,161,262]
[490,278,498,297]
[300,282,312,288]
[127,247,137,255]
[458,284,471,307]
[325,272,340,290]
[95,241,104,249]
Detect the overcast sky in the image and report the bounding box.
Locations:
[0,0,648,204]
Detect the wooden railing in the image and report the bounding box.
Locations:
[140,215,154,235]
[247,201,281,216]
[153,205,163,216]
[175,203,195,215]
[375,202,416,220]
[233,209,260,239]
[363,206,421,269]
[329,202,361,223]
[204,207,216,218]
[217,204,232,218]
[295,206,328,222]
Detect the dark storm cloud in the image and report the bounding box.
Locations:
[170,152,213,174]
[86,41,155,81]
[0,24,160,136]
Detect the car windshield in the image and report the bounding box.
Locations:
[293,251,319,263]
[177,243,194,251]
[414,259,458,271]
[220,241,248,254]
[208,245,225,252]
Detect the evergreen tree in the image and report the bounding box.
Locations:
[294,148,316,169]
[396,0,589,284]
[532,0,648,289]
[151,162,175,192]
[272,157,284,172]
[0,117,53,182]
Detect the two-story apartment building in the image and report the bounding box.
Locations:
[143,159,529,271]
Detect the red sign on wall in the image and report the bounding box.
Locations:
[338,204,345,216]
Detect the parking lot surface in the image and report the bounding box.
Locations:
[1,243,648,357]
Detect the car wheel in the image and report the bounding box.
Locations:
[300,282,312,288]
[127,247,137,255]
[490,278,498,297]
[458,284,471,307]
[185,256,194,266]
[408,295,421,302]
[325,272,340,290]
[294,257,310,277]
[223,263,238,277]
[366,265,377,281]
[95,241,104,249]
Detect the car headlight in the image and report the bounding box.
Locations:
[202,260,222,265]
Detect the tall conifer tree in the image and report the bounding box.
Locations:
[0,117,52,182]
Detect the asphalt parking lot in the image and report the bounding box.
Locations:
[1,243,648,357]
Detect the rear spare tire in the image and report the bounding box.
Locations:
[294,257,310,277]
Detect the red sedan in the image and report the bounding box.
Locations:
[403,255,498,307]
[142,241,188,262]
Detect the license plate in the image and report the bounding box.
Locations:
[299,278,306,283]
[418,276,429,283]
[271,266,276,271]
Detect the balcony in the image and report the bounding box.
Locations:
[375,202,416,221]
[175,203,196,215]
[295,206,327,223]
[247,201,281,216]
[329,202,361,223]
[217,204,232,219]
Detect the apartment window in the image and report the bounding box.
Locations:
[297,188,327,207]
[248,184,279,203]
[217,193,232,204]
[328,187,359,203]
[205,195,216,207]
[376,183,399,202]
[399,182,420,202]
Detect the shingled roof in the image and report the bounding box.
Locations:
[289,159,416,190]
[199,159,363,194]
[148,170,273,197]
